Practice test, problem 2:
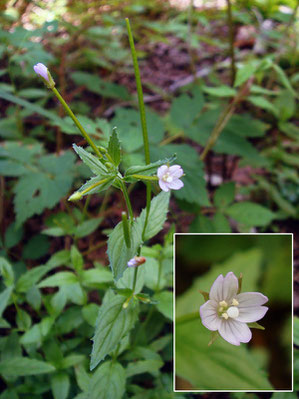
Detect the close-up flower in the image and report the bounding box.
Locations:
[157,164,184,192]
[199,271,268,346]
[33,63,49,81]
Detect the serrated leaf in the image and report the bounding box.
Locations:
[90,294,139,370]
[12,150,75,226]
[138,191,170,241]
[226,202,276,227]
[73,144,107,175]
[108,129,121,166]
[0,357,55,376]
[38,272,78,288]
[107,219,143,280]
[88,360,126,399]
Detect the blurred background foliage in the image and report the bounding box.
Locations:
[175,234,292,390]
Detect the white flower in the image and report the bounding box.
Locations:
[127,256,146,268]
[199,272,268,346]
[33,63,49,81]
[157,164,184,192]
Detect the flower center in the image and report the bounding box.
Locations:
[218,298,239,320]
[162,172,173,183]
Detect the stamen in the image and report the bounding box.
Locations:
[232,298,239,306]
[222,313,229,320]
[219,300,228,307]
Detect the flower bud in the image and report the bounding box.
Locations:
[68,191,82,202]
[33,63,55,89]
[127,256,146,268]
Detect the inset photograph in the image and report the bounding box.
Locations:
[174,233,293,392]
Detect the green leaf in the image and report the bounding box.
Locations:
[75,175,115,198]
[3,222,24,249]
[175,320,272,389]
[71,245,84,272]
[12,149,76,226]
[124,155,176,179]
[107,219,143,280]
[108,128,121,166]
[0,286,13,317]
[38,272,78,288]
[0,257,14,286]
[111,108,164,152]
[248,96,278,116]
[72,144,107,175]
[126,359,163,378]
[203,85,236,97]
[0,357,55,376]
[226,202,276,227]
[234,61,258,87]
[138,191,170,241]
[272,64,297,98]
[214,182,235,208]
[22,234,50,260]
[82,303,101,327]
[88,360,126,399]
[81,268,113,287]
[90,294,139,370]
[154,291,173,320]
[74,218,103,238]
[169,87,204,131]
[16,264,54,293]
[51,373,70,399]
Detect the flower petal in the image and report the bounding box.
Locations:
[157,165,168,179]
[209,274,224,302]
[199,300,220,331]
[167,179,184,190]
[158,180,169,192]
[222,272,239,302]
[169,165,184,178]
[236,292,268,307]
[218,319,252,346]
[236,306,268,323]
[33,63,49,81]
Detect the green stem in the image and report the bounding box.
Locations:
[176,311,200,325]
[51,87,102,159]
[121,211,131,248]
[226,0,236,86]
[132,267,138,293]
[119,180,134,222]
[126,18,152,241]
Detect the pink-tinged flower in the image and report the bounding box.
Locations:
[33,63,49,81]
[157,165,184,192]
[199,272,268,346]
[127,256,146,268]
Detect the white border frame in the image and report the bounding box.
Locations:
[173,233,294,393]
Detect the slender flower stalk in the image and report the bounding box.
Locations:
[199,272,268,346]
[122,212,131,248]
[33,63,102,160]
